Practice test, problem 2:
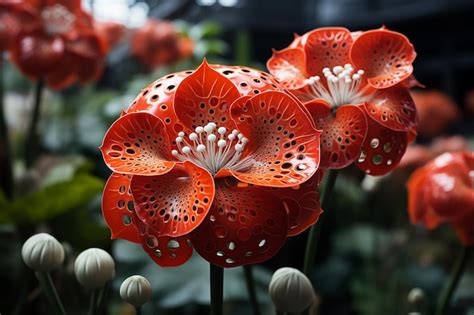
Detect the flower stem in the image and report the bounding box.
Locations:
[25,79,44,168]
[243,265,260,315]
[135,306,142,315]
[0,54,13,199]
[303,169,338,276]
[35,271,66,315]
[434,246,472,315]
[89,288,102,315]
[210,264,224,315]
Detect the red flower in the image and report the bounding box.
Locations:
[267,27,418,175]
[94,20,127,51]
[9,0,107,89]
[131,19,193,70]
[100,60,322,267]
[407,151,474,245]
[0,0,36,52]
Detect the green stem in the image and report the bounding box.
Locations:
[210,264,224,315]
[243,265,260,315]
[0,54,14,199]
[135,306,142,315]
[434,246,471,315]
[303,170,338,276]
[25,79,44,168]
[35,271,66,315]
[89,288,102,315]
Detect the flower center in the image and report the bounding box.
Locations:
[305,64,370,108]
[171,122,252,175]
[41,4,75,36]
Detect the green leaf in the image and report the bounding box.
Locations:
[0,174,104,224]
[189,22,222,40]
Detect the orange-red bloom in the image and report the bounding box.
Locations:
[100,60,322,267]
[131,19,193,70]
[407,151,474,245]
[9,0,107,89]
[94,20,127,51]
[267,27,418,175]
[0,0,36,52]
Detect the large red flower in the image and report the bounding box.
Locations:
[407,151,474,245]
[9,0,107,89]
[100,60,323,267]
[0,0,36,52]
[131,19,193,70]
[267,27,418,175]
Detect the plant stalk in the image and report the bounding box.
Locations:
[244,265,260,315]
[89,288,102,315]
[210,264,224,315]
[434,246,471,315]
[35,271,66,315]
[25,79,44,168]
[0,54,13,199]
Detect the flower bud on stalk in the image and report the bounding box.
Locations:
[269,267,316,313]
[120,275,152,307]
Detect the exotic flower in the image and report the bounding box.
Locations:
[269,267,316,313]
[21,233,65,272]
[100,60,322,268]
[267,27,418,175]
[407,151,474,245]
[0,0,35,52]
[74,248,116,289]
[131,19,193,70]
[9,0,107,89]
[120,275,152,307]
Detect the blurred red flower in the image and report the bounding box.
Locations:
[407,151,474,245]
[131,19,193,70]
[9,0,107,89]
[94,20,127,51]
[411,90,461,138]
[267,27,418,175]
[100,60,323,267]
[0,0,35,52]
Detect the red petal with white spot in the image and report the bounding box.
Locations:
[305,101,367,169]
[131,161,215,237]
[190,181,288,267]
[356,118,408,175]
[266,47,307,90]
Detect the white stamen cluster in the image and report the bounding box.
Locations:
[41,4,75,35]
[171,122,252,175]
[304,64,369,108]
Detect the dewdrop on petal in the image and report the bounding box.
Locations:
[21,233,65,272]
[269,267,316,313]
[120,275,152,307]
[74,248,115,289]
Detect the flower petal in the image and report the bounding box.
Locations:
[131,161,215,237]
[302,27,353,76]
[453,212,474,246]
[102,173,141,243]
[356,118,408,176]
[351,29,416,89]
[100,112,175,175]
[305,101,367,169]
[229,91,321,187]
[173,59,241,130]
[266,47,307,90]
[365,84,417,131]
[190,181,288,267]
[265,173,323,236]
[138,223,193,267]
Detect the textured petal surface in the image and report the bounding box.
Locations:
[305,101,367,169]
[131,161,215,237]
[190,182,288,267]
[356,118,408,175]
[365,85,417,131]
[265,173,323,236]
[351,29,416,89]
[102,173,140,243]
[229,91,321,187]
[100,112,175,175]
[302,27,353,76]
[174,60,241,130]
[266,47,307,90]
[137,223,193,267]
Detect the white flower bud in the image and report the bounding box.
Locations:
[269,267,315,313]
[120,275,152,307]
[74,248,115,289]
[21,233,65,271]
[407,288,425,305]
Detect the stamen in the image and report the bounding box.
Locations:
[41,4,75,35]
[171,122,252,175]
[304,64,370,108]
